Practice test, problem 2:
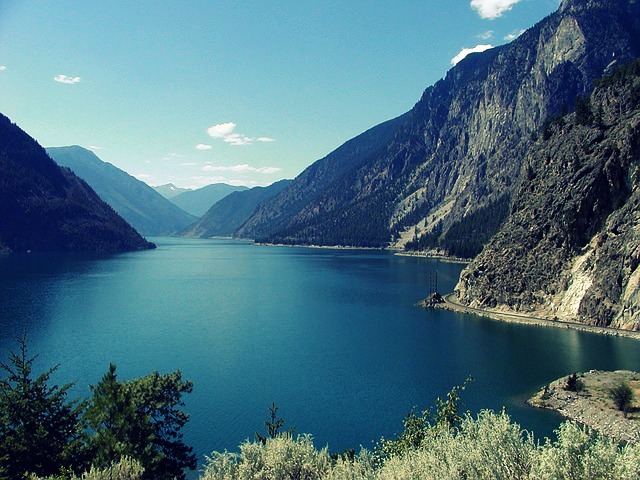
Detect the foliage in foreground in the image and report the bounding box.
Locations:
[200,412,640,480]
[6,340,640,480]
[0,338,195,480]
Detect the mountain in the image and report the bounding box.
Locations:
[47,146,196,236]
[181,179,293,238]
[236,0,640,251]
[456,59,640,330]
[153,183,192,199]
[235,113,410,245]
[170,184,249,217]
[0,114,154,253]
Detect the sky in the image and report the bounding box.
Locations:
[0,0,560,189]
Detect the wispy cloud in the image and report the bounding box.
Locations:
[206,122,274,146]
[202,163,281,174]
[223,134,253,146]
[195,144,212,150]
[504,29,526,41]
[477,30,494,40]
[0,65,6,72]
[180,162,198,166]
[54,74,81,84]
[451,44,494,65]
[470,0,521,19]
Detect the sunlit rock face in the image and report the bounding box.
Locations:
[457,62,640,330]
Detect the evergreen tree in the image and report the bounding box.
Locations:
[0,336,86,479]
[85,364,196,480]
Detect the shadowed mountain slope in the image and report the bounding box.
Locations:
[0,115,154,253]
[47,146,195,236]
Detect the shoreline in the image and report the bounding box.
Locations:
[528,370,640,443]
[424,293,640,340]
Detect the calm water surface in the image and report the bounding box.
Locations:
[1,237,639,469]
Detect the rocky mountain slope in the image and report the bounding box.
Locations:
[48,146,195,236]
[170,183,248,217]
[236,0,640,251]
[456,60,640,330]
[181,180,292,238]
[0,115,154,253]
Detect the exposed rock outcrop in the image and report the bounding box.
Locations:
[456,61,640,330]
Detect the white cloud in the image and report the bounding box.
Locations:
[180,162,198,166]
[504,29,526,41]
[207,122,237,138]
[54,74,81,84]
[470,0,521,19]
[478,30,494,40]
[0,65,6,71]
[195,143,213,150]
[202,163,281,174]
[451,44,494,65]
[223,133,253,146]
[205,122,274,146]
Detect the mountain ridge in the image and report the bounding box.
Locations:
[47,146,196,236]
[170,183,249,217]
[0,115,154,253]
[181,180,293,238]
[235,0,640,252]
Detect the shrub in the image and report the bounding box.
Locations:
[609,382,635,418]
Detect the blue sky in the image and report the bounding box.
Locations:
[0,0,560,189]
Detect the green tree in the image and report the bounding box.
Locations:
[0,336,86,479]
[255,402,296,445]
[564,373,584,392]
[609,382,635,418]
[85,364,196,480]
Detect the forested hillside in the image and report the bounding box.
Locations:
[0,115,154,253]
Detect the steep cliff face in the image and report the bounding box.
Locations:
[456,60,640,330]
[237,0,640,250]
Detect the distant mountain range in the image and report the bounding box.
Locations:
[153,183,192,199]
[181,180,293,238]
[0,115,154,253]
[167,184,249,217]
[47,146,196,236]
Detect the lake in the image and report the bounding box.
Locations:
[1,237,639,471]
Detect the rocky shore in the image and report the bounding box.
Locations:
[420,293,640,341]
[528,370,640,443]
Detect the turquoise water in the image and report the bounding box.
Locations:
[1,237,639,470]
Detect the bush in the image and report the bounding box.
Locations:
[609,382,635,418]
